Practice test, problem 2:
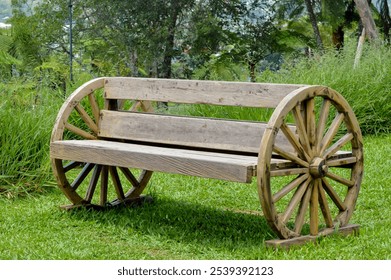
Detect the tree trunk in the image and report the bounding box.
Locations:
[304,0,323,51]
[354,0,379,40]
[249,62,256,83]
[162,7,179,79]
[380,0,391,42]
[332,26,345,50]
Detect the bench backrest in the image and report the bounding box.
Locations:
[98,78,302,154]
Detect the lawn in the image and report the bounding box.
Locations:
[0,134,389,260]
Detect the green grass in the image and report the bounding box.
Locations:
[0,134,390,260]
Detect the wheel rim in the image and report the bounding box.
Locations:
[50,78,153,207]
[258,86,363,239]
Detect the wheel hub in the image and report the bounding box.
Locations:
[309,157,328,178]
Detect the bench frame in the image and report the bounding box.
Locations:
[50,77,364,246]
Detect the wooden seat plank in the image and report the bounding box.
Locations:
[51,140,258,183]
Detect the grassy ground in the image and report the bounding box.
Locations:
[0,134,389,260]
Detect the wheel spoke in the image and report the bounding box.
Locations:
[322,133,354,159]
[319,113,344,155]
[75,104,99,135]
[321,178,346,211]
[292,105,312,157]
[281,178,311,223]
[85,164,102,202]
[326,156,357,167]
[305,98,316,147]
[280,123,311,161]
[88,93,101,123]
[273,174,309,203]
[65,123,96,140]
[315,98,331,153]
[273,145,309,168]
[294,183,312,234]
[71,163,94,191]
[326,171,354,187]
[100,166,109,206]
[270,167,308,177]
[63,161,81,173]
[310,179,319,235]
[109,166,125,201]
[318,180,334,228]
[119,167,139,188]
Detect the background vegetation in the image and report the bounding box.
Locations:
[0,0,390,259]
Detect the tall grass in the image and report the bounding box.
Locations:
[0,81,60,197]
[258,41,391,135]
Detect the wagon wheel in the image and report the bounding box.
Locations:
[258,86,363,239]
[50,78,153,208]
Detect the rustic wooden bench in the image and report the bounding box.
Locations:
[50,77,363,247]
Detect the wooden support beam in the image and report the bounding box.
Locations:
[265,224,360,249]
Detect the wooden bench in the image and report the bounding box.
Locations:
[50,77,363,247]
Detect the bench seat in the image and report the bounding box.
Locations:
[51,140,259,183]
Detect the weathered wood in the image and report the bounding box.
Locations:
[104,77,305,108]
[99,110,293,154]
[64,123,96,140]
[85,164,102,203]
[51,140,258,183]
[294,185,312,234]
[75,104,99,134]
[280,178,310,223]
[273,174,309,203]
[319,113,345,155]
[309,180,319,236]
[265,224,360,249]
[49,78,363,244]
[321,178,346,211]
[318,180,333,228]
[257,86,363,239]
[315,98,331,154]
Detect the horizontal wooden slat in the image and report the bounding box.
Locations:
[98,110,293,154]
[51,140,258,183]
[104,77,306,108]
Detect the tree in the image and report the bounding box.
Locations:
[379,0,391,41]
[354,0,379,40]
[304,0,324,50]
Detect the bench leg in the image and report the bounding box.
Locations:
[265,224,360,249]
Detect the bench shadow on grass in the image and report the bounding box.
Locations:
[66,196,278,253]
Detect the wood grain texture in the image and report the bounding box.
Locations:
[104,77,305,108]
[51,140,258,183]
[265,224,360,249]
[257,85,363,239]
[99,110,294,154]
